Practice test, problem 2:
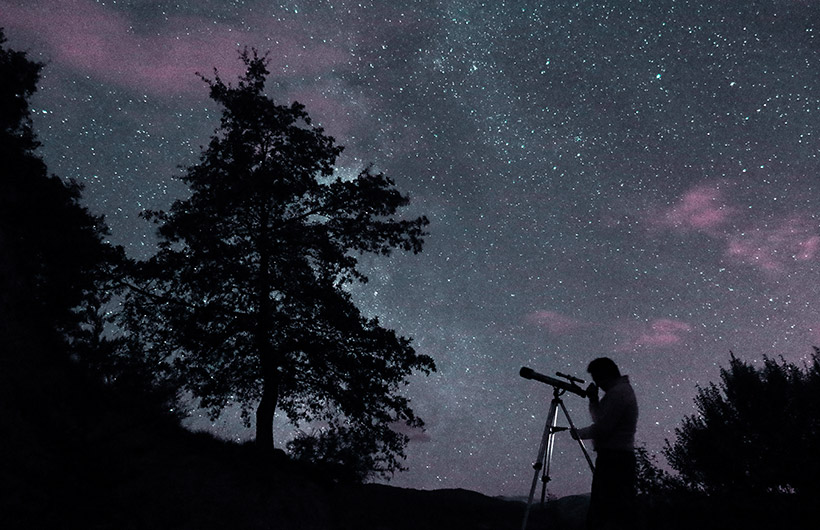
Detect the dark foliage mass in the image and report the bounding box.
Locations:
[630,352,820,530]
[0,28,115,351]
[664,351,820,496]
[122,49,435,478]
[0,28,165,403]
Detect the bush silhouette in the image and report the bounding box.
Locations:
[665,351,820,497]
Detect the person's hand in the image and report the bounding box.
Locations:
[586,383,599,402]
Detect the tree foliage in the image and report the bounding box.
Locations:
[125,49,434,476]
[0,28,117,352]
[664,351,820,496]
[288,423,404,483]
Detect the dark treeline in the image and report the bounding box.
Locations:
[633,352,820,529]
[3,29,820,530]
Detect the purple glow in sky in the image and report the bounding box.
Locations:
[4,0,820,498]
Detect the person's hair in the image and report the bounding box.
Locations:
[587,357,621,379]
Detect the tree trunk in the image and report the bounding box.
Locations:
[256,372,278,451]
[255,204,275,451]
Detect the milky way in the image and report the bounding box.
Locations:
[4,0,820,497]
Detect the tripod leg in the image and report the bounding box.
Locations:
[521,398,559,530]
[540,404,560,504]
[558,399,595,472]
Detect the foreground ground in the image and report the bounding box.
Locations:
[2,340,815,529]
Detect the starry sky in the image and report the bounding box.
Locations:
[4,0,820,498]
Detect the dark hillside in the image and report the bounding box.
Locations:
[3,323,815,530]
[2,327,557,530]
[331,485,541,530]
[1,327,334,529]
[11,330,816,530]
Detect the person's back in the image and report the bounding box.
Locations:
[586,374,637,451]
[571,357,638,530]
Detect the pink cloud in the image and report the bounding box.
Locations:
[526,310,585,334]
[615,318,692,351]
[2,0,350,95]
[654,184,734,233]
[725,217,820,273]
[638,319,692,347]
[646,183,820,274]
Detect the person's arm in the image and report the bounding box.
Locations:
[573,383,600,439]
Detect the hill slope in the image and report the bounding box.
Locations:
[2,329,579,529]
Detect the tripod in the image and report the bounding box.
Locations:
[521,386,595,530]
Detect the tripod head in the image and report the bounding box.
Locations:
[519,367,587,398]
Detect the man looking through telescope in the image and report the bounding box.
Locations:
[570,358,638,530]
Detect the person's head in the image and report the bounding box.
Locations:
[587,357,621,390]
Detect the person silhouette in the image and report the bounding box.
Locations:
[571,357,638,530]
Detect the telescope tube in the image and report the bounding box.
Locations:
[519,367,587,398]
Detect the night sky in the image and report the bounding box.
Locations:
[4,0,820,498]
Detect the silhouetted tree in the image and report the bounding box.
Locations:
[664,351,820,497]
[0,28,117,353]
[634,444,675,498]
[125,50,434,475]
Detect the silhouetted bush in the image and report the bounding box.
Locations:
[664,351,820,497]
[288,424,401,484]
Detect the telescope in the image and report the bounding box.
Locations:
[518,366,595,530]
[519,367,587,398]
